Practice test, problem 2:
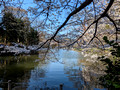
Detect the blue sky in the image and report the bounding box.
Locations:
[11,0,36,10]
[0,0,92,35]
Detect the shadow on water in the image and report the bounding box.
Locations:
[0,49,106,90]
[0,54,45,89]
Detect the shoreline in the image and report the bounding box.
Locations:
[72,47,111,63]
[0,43,39,56]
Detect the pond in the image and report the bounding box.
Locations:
[0,49,106,90]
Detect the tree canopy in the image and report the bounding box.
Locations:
[0,0,120,89]
[0,12,39,45]
[0,0,119,47]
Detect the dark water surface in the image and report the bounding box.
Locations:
[0,49,106,90]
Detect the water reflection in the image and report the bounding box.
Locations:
[0,55,40,89]
[0,49,106,90]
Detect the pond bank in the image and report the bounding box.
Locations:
[0,43,43,56]
[72,47,111,78]
[73,47,111,62]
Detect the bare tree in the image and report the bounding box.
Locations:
[1,0,119,49]
[29,0,118,50]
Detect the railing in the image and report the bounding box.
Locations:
[0,80,64,90]
[0,80,11,90]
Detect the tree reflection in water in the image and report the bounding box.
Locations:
[0,49,106,90]
[0,55,41,89]
[61,49,106,90]
[64,58,106,90]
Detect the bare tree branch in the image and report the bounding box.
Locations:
[36,0,115,50]
[51,0,93,39]
[105,14,118,42]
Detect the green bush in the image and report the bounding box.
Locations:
[99,36,120,89]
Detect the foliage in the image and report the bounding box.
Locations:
[98,36,120,89]
[0,12,39,45]
[1,0,119,47]
[2,12,24,43]
[26,27,39,45]
[0,27,5,42]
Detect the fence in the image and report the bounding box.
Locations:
[0,80,64,90]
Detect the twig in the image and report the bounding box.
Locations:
[105,14,118,42]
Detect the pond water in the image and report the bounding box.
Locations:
[0,49,106,90]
